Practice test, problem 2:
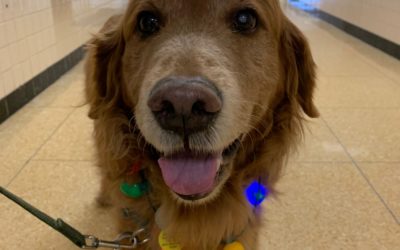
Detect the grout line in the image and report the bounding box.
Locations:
[342,45,400,88]
[318,45,400,87]
[321,74,400,85]
[350,161,400,164]
[318,75,392,78]
[318,107,400,110]
[27,105,86,109]
[291,6,400,87]
[292,161,353,164]
[347,56,400,89]
[292,161,400,164]
[5,108,76,188]
[0,24,54,53]
[0,19,53,52]
[320,117,400,225]
[30,159,93,163]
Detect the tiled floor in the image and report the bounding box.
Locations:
[1,5,400,250]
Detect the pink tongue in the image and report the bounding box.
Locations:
[158,153,221,196]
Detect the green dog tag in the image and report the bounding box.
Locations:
[120,182,148,198]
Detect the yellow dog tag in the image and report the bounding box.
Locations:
[159,231,182,250]
[224,241,245,250]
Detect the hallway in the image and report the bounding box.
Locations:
[0,3,399,249]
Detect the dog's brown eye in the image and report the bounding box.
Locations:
[137,11,160,36]
[232,9,258,33]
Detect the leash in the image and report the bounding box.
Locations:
[0,186,149,249]
[1,164,268,250]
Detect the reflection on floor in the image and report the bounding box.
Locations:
[1,5,399,250]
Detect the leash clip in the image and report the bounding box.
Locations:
[83,228,150,249]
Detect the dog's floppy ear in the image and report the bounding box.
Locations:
[85,16,125,119]
[280,19,319,118]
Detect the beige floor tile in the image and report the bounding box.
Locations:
[334,31,400,84]
[0,106,73,133]
[301,24,389,79]
[291,119,350,162]
[359,52,400,87]
[0,160,117,250]
[287,7,361,75]
[359,162,400,219]
[0,108,73,186]
[304,12,400,82]
[34,107,95,161]
[28,82,85,109]
[302,14,400,80]
[307,31,351,59]
[316,76,400,108]
[316,51,384,77]
[258,162,400,249]
[322,108,400,162]
[63,62,86,81]
[28,70,86,108]
[341,34,400,85]
[311,18,374,51]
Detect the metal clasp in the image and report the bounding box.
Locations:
[83,228,150,249]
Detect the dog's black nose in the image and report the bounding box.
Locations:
[148,76,222,136]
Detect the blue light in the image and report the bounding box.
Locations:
[288,0,317,13]
[246,181,269,207]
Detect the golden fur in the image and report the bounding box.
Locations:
[85,1,318,249]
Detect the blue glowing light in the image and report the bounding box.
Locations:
[246,181,269,207]
[288,0,317,12]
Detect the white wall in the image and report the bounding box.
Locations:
[0,0,128,99]
[298,0,400,44]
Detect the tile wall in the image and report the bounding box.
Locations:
[0,0,128,100]
[299,0,400,44]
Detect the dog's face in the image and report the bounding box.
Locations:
[87,0,318,204]
[127,0,282,202]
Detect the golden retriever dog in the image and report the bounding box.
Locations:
[85,0,318,249]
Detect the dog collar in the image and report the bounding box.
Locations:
[121,162,269,206]
[121,180,269,206]
[120,162,267,250]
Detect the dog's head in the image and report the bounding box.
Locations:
[86,0,318,204]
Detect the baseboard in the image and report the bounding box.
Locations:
[0,46,85,124]
[288,0,400,60]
